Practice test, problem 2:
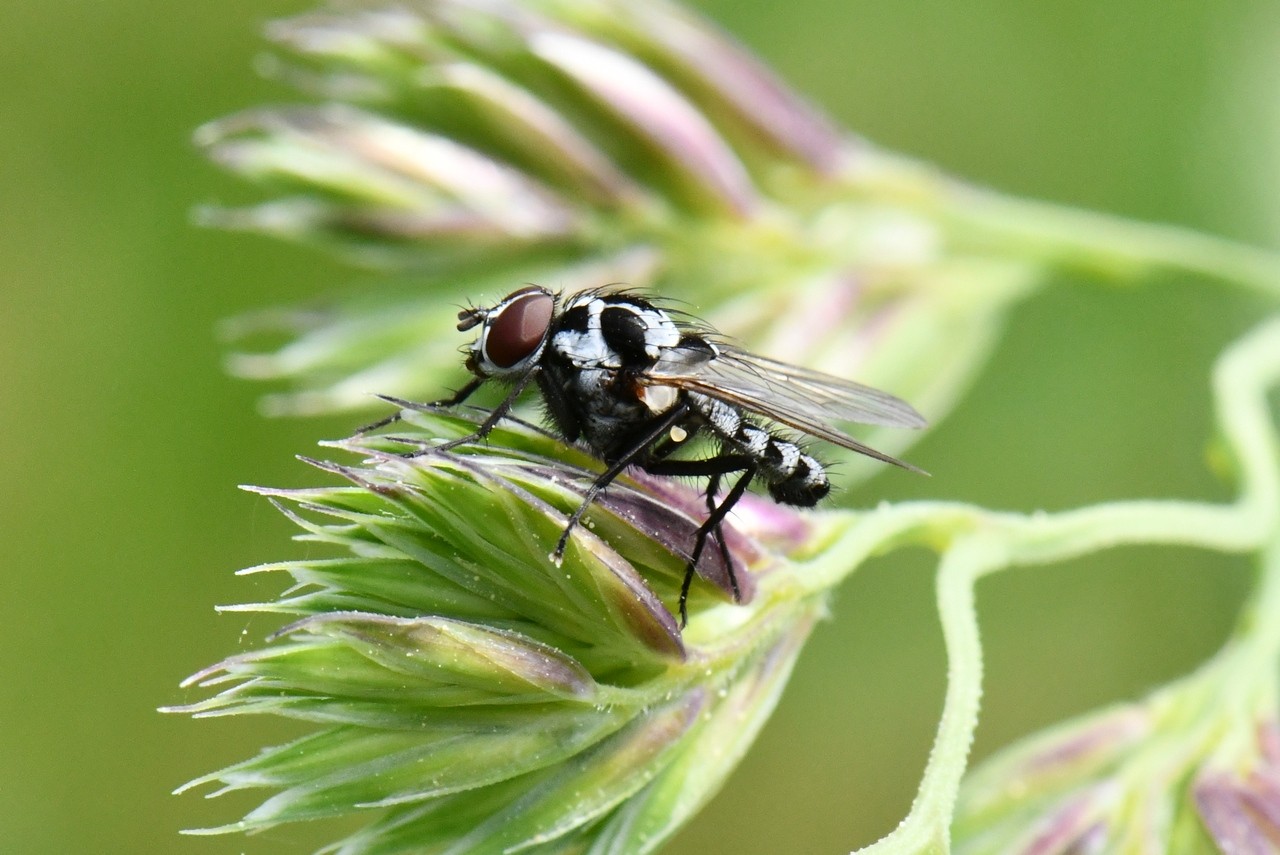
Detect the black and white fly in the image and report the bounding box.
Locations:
[370,286,926,625]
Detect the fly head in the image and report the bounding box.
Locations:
[463,286,556,378]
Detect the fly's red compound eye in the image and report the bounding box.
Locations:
[483,290,554,368]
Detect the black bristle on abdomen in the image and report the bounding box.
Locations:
[767,460,830,506]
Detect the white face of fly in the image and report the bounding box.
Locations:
[460,286,555,378]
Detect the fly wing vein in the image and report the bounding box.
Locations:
[643,345,926,472]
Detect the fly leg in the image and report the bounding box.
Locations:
[644,455,755,627]
[354,377,485,435]
[702,473,737,600]
[553,404,689,563]
[378,371,540,457]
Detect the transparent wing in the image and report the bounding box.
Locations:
[643,343,927,471]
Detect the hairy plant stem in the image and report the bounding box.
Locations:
[847,151,1280,297]
[747,313,1280,853]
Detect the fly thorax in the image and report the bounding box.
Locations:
[552,296,681,369]
[573,368,644,419]
[573,367,614,401]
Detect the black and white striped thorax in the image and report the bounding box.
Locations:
[419,285,925,624]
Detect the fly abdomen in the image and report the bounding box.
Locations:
[693,394,831,507]
[750,425,829,506]
[765,448,830,507]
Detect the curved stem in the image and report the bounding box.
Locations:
[795,313,1280,599]
[854,535,1003,855]
[777,313,1280,855]
[1243,536,1280,669]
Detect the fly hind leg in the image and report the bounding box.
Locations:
[643,455,756,627]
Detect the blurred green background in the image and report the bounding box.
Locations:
[3,0,1274,852]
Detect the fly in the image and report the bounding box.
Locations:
[365,286,927,626]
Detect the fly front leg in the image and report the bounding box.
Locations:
[427,368,539,454]
[354,377,486,435]
[368,371,539,457]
